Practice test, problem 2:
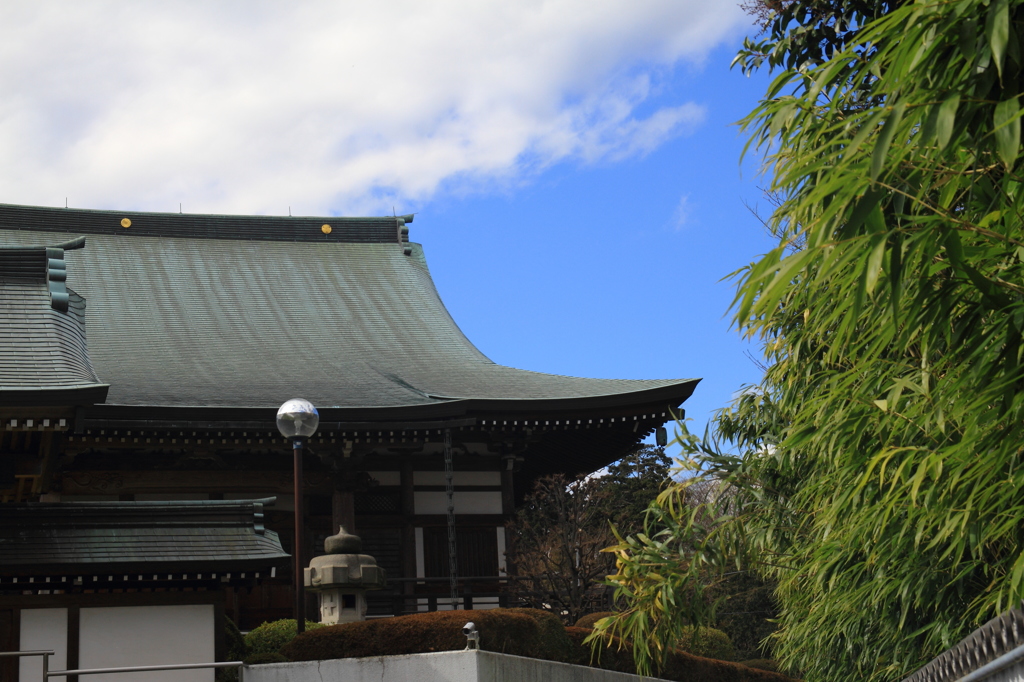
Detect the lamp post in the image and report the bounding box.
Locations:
[277,398,319,635]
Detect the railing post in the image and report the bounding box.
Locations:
[42,651,49,682]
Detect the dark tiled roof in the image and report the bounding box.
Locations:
[0,203,698,412]
[0,497,288,575]
[0,236,108,405]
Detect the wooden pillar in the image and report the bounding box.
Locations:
[67,605,80,682]
[500,465,515,515]
[400,458,417,599]
[500,461,516,581]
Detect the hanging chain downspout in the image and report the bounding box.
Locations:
[444,428,459,609]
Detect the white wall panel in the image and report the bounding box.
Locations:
[414,491,502,515]
[79,604,215,682]
[413,472,500,486]
[19,608,67,682]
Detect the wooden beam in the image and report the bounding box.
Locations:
[61,470,334,496]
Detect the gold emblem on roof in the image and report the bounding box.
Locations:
[321,224,332,234]
[120,218,131,228]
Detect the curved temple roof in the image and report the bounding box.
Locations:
[0,203,698,415]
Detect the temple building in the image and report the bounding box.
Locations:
[0,202,698,632]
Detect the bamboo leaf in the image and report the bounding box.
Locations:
[865,226,888,295]
[993,96,1021,170]
[872,102,906,181]
[936,94,960,150]
[986,0,1010,78]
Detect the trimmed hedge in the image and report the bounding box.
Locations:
[244,652,288,665]
[742,660,780,673]
[283,608,574,662]
[282,609,793,682]
[678,626,737,662]
[245,619,326,656]
[574,611,615,630]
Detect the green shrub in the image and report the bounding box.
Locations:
[244,652,288,665]
[283,609,573,662]
[713,576,779,660]
[279,609,791,682]
[244,619,325,656]
[574,612,614,630]
[678,626,736,661]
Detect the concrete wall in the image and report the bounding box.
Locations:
[19,608,67,682]
[78,604,215,682]
[245,650,667,682]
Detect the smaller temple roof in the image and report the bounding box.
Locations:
[0,497,288,577]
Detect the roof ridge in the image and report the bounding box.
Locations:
[0,202,415,244]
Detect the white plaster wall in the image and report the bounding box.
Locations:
[244,650,669,682]
[19,608,67,682]
[415,491,502,515]
[79,604,215,682]
[496,527,506,574]
[414,472,500,486]
[415,527,426,578]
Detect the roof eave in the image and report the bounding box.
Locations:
[76,379,699,431]
[0,384,110,407]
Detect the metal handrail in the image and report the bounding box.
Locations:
[0,650,244,681]
[51,661,244,679]
[0,651,55,657]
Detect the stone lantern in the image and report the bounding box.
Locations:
[304,527,387,624]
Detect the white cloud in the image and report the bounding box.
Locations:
[672,193,693,229]
[0,1,747,215]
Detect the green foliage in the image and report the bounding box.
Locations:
[596,446,674,537]
[713,574,779,660]
[571,627,793,681]
[244,619,325,656]
[281,609,789,682]
[592,0,1024,680]
[243,652,288,665]
[678,626,737,662]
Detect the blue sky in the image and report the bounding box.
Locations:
[0,3,777,448]
[422,42,778,447]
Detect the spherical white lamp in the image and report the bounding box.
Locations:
[276,398,319,439]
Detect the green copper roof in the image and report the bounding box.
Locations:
[0,203,698,412]
[0,498,288,576]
